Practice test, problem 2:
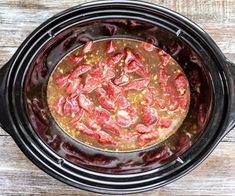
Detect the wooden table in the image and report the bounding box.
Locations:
[0,0,235,195]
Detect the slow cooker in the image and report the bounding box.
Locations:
[0,0,234,194]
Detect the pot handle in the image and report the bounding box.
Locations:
[0,61,13,135]
[225,59,235,134]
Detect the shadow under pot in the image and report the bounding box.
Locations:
[0,0,234,194]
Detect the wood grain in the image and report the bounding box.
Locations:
[0,0,235,195]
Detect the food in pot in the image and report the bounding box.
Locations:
[47,39,190,151]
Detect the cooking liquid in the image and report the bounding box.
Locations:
[47,39,190,151]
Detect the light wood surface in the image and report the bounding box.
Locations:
[0,0,235,195]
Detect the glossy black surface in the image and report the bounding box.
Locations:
[0,0,234,194]
[23,17,212,173]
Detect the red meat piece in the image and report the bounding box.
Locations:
[158,118,172,128]
[103,82,122,98]
[70,109,84,125]
[175,73,188,89]
[90,65,104,78]
[158,50,170,66]
[69,64,91,80]
[159,68,169,87]
[83,41,94,53]
[76,123,94,136]
[142,107,158,126]
[93,107,112,124]
[68,54,83,65]
[94,130,116,145]
[105,40,116,54]
[125,60,139,73]
[113,74,129,86]
[54,74,69,88]
[63,97,80,115]
[54,96,66,116]
[124,48,143,65]
[115,95,130,110]
[66,78,81,95]
[155,97,167,109]
[107,52,124,68]
[82,75,100,93]
[102,120,121,136]
[141,42,155,51]
[85,118,101,130]
[135,124,154,134]
[138,131,159,146]
[105,67,116,80]
[96,87,115,110]
[116,110,132,128]
[142,89,153,106]
[126,105,138,124]
[124,78,150,91]
[77,94,94,112]
[168,98,179,111]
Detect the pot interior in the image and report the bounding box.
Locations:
[24,18,213,174]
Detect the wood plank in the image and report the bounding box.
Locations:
[226,53,235,62]
[0,127,8,135]
[0,136,234,195]
[202,25,235,54]
[0,0,234,25]
[0,47,16,65]
[0,0,234,31]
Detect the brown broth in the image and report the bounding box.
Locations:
[47,38,190,152]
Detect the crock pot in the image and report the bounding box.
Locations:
[0,0,235,194]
